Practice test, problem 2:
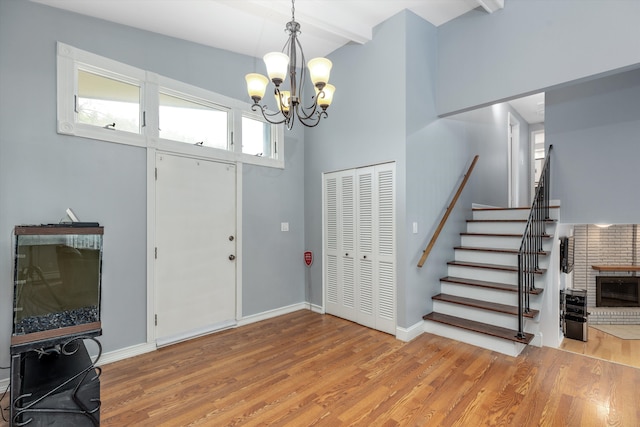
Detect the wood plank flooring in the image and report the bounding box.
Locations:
[560,326,640,370]
[2,311,639,426]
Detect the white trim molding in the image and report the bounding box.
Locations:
[396,320,425,342]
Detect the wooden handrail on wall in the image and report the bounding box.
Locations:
[417,155,479,268]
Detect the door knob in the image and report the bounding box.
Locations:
[229,235,234,241]
[229,254,236,261]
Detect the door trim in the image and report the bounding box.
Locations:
[508,112,521,208]
[145,148,243,346]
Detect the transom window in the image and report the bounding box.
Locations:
[159,92,228,150]
[242,116,275,157]
[57,42,284,168]
[77,69,141,134]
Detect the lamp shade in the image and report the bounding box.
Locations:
[308,57,332,88]
[275,90,291,112]
[245,73,268,102]
[317,84,335,108]
[263,52,289,85]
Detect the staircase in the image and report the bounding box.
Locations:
[423,206,558,356]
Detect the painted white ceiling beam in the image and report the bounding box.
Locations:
[476,0,505,14]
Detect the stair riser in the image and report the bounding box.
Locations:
[447,266,546,286]
[454,250,550,269]
[433,300,521,329]
[460,235,553,251]
[423,321,526,357]
[441,282,518,306]
[472,208,560,221]
[467,222,527,234]
[440,282,543,309]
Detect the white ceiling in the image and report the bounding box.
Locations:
[31,0,542,123]
[31,0,503,59]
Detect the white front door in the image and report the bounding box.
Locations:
[155,153,237,346]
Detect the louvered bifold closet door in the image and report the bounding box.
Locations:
[356,167,376,329]
[374,163,396,334]
[324,169,357,320]
[324,163,396,335]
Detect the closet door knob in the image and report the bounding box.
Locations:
[229,254,236,261]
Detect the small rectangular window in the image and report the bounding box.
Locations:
[159,92,228,150]
[242,116,273,158]
[77,69,141,134]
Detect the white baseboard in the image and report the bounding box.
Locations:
[0,376,8,391]
[309,303,324,314]
[396,320,424,342]
[237,302,309,327]
[98,341,156,366]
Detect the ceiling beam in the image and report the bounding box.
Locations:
[223,0,371,45]
[476,0,505,14]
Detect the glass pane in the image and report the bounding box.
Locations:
[77,69,141,133]
[242,116,272,157]
[159,93,228,150]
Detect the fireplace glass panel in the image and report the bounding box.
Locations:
[596,276,640,307]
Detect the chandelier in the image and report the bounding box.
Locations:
[245,0,336,129]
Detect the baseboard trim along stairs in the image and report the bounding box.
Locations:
[423,205,559,357]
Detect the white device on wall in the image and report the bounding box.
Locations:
[66,208,80,223]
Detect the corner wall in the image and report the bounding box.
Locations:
[546,68,640,223]
[437,0,640,115]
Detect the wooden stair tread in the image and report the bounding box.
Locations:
[454,246,548,255]
[433,293,539,318]
[466,219,556,223]
[472,206,560,211]
[440,276,544,295]
[447,260,546,274]
[423,312,534,345]
[461,232,552,238]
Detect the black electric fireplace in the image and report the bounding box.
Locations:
[12,225,103,347]
[596,276,640,307]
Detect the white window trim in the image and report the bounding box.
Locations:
[57,42,284,169]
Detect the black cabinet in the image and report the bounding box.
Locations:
[10,336,101,426]
[561,289,588,342]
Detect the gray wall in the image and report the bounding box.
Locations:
[451,103,530,207]
[304,11,408,322]
[546,68,640,223]
[0,0,305,375]
[437,0,640,115]
[304,11,475,329]
[404,12,473,327]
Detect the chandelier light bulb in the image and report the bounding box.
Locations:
[245,73,269,102]
[263,52,289,86]
[275,91,291,112]
[308,57,332,89]
[316,84,335,109]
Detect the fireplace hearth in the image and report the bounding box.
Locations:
[596,276,640,307]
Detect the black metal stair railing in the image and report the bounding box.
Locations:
[516,145,553,340]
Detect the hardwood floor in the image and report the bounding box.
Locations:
[2,311,639,426]
[559,326,640,369]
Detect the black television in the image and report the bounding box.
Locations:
[560,236,574,274]
[12,225,103,348]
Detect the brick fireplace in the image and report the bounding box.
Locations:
[572,224,640,324]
